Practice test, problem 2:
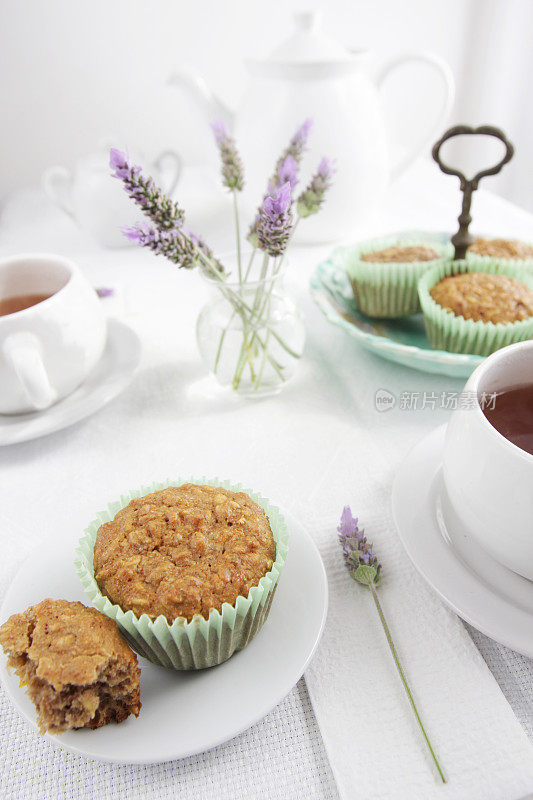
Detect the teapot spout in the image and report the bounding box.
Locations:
[167,68,234,129]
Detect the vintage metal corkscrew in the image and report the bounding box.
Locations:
[432,125,514,259]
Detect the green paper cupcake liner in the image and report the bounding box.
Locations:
[466,245,533,269]
[418,259,533,356]
[345,236,453,318]
[75,478,289,671]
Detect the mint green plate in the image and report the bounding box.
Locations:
[310,233,483,379]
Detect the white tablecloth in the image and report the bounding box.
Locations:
[2,160,533,800]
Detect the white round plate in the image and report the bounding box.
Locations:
[0,509,328,764]
[0,319,141,446]
[392,424,533,657]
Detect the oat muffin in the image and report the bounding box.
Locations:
[93,484,277,623]
[346,239,450,318]
[429,272,533,324]
[468,238,533,260]
[360,245,440,263]
[418,261,533,356]
[0,599,141,734]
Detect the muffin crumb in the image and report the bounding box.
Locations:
[0,599,141,734]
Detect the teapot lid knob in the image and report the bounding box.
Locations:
[294,10,322,33]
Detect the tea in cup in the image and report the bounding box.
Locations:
[0,254,106,414]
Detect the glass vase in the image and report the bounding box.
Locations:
[196,262,305,397]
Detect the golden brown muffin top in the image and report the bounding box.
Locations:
[429,272,533,324]
[361,245,440,263]
[468,238,533,259]
[94,484,277,623]
[0,598,139,691]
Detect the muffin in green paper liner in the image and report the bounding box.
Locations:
[466,237,533,268]
[75,478,289,670]
[345,236,453,318]
[418,259,533,356]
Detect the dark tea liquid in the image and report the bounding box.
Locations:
[483,385,533,456]
[0,293,51,316]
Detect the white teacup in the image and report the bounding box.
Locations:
[0,254,106,414]
[443,340,533,579]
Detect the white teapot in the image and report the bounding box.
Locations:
[168,11,454,242]
[42,141,182,248]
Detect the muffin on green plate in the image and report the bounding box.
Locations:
[418,259,533,356]
[467,237,533,265]
[75,479,289,670]
[345,237,453,318]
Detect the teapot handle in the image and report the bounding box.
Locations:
[153,150,183,196]
[41,165,74,217]
[376,51,455,182]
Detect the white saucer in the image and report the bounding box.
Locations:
[0,319,141,446]
[392,425,533,658]
[0,508,328,764]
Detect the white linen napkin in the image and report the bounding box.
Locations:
[297,423,533,800]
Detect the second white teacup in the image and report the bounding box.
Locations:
[443,340,533,579]
[0,254,106,414]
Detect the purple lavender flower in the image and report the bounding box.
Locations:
[210,119,244,192]
[121,222,200,270]
[293,118,313,146]
[185,229,226,277]
[297,156,335,218]
[110,148,184,230]
[269,154,299,193]
[95,286,115,298]
[282,118,313,162]
[121,221,226,277]
[255,182,293,258]
[270,118,313,182]
[248,119,313,245]
[338,506,382,586]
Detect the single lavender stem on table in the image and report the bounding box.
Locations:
[338,507,446,784]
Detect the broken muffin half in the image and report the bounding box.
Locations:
[0,598,141,734]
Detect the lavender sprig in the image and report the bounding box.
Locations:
[248,119,312,246]
[122,222,202,270]
[338,506,382,586]
[270,118,313,185]
[256,182,293,258]
[269,154,299,193]
[110,148,184,230]
[297,157,335,218]
[211,120,244,192]
[339,507,446,784]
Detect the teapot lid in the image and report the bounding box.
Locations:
[247,11,362,80]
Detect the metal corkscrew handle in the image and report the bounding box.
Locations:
[432,125,514,259]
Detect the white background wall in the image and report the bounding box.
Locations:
[1,0,532,211]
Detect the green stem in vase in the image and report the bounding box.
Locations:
[232,252,270,390]
[254,299,272,390]
[243,247,257,282]
[233,190,243,285]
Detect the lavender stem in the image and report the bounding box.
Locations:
[369,583,446,784]
[233,191,243,285]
